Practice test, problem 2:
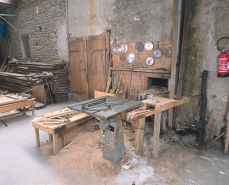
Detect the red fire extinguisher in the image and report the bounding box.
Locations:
[217,37,229,77]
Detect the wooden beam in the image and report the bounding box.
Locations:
[153,112,161,158]
[34,128,40,147]
[175,0,191,116]
[135,118,145,155]
[224,122,229,154]
[168,0,179,127]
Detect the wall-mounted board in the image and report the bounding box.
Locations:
[112,41,172,72]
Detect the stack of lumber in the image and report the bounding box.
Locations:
[0,71,52,104]
[5,59,69,104]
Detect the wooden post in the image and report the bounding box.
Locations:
[34,128,40,147]
[135,118,145,155]
[153,112,161,159]
[49,133,53,141]
[23,107,26,115]
[168,0,180,127]
[224,121,229,154]
[31,105,35,116]
[53,134,58,155]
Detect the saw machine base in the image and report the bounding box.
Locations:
[68,96,142,164]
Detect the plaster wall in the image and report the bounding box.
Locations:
[68,0,174,43]
[180,0,229,123]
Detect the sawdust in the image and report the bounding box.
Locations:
[38,121,229,185]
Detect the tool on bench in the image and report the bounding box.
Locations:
[68,96,142,164]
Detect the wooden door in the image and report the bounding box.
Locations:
[69,33,109,101]
[69,38,88,101]
[87,33,109,99]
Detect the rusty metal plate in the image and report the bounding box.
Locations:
[113,44,121,55]
[145,41,154,51]
[146,57,155,66]
[153,48,163,59]
[121,44,128,52]
[135,42,144,52]
[127,53,135,63]
[119,53,126,62]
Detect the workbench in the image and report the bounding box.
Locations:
[31,108,94,155]
[0,95,35,125]
[127,94,201,158]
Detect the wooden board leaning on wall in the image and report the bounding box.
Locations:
[112,41,172,72]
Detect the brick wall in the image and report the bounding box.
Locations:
[0,0,67,60]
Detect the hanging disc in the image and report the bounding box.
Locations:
[135,42,144,52]
[119,53,126,62]
[153,48,163,59]
[145,41,154,51]
[113,44,121,55]
[146,57,155,66]
[121,44,128,52]
[127,53,135,63]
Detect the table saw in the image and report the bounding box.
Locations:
[68,96,142,164]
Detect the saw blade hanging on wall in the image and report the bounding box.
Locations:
[146,57,155,66]
[119,53,126,62]
[113,44,121,55]
[127,53,135,63]
[145,41,154,51]
[121,44,128,52]
[135,42,144,52]
[153,41,163,59]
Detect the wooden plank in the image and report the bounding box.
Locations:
[0,55,8,71]
[0,95,28,106]
[128,94,201,122]
[168,0,179,128]
[105,77,112,93]
[205,109,225,140]
[135,118,145,155]
[174,0,191,116]
[153,112,161,159]
[224,121,229,154]
[31,85,46,105]
[110,67,170,74]
[0,99,35,114]
[34,128,40,147]
[112,41,172,71]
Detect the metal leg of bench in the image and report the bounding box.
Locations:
[0,119,7,127]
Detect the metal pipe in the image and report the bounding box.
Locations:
[0,14,16,16]
[0,15,17,32]
[15,0,35,12]
[0,0,14,5]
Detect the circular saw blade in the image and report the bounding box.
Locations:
[127,53,135,63]
[119,53,126,62]
[153,48,163,59]
[121,44,128,52]
[135,42,144,52]
[145,41,154,51]
[146,57,155,66]
[113,44,121,55]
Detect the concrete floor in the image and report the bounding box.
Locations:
[0,100,74,184]
[0,100,229,185]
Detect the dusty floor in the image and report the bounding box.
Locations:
[0,100,229,185]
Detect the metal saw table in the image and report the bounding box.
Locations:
[68,96,142,164]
